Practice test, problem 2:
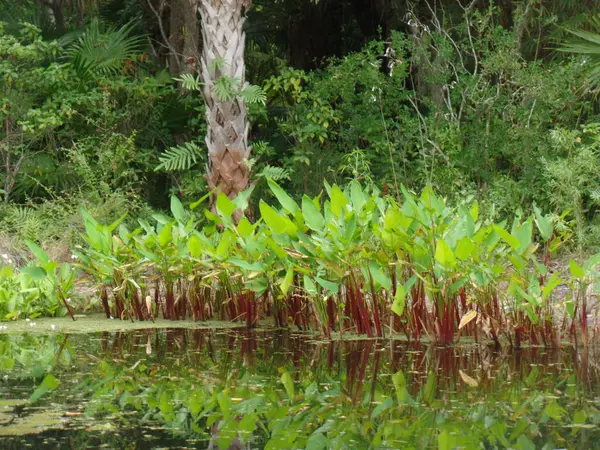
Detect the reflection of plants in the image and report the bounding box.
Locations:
[72,330,600,450]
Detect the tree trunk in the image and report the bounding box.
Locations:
[199,0,251,213]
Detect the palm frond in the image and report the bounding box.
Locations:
[558,15,600,88]
[66,18,145,78]
[155,142,204,172]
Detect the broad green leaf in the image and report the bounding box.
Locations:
[368,263,391,290]
[350,180,366,212]
[438,430,452,450]
[392,370,409,404]
[237,217,254,238]
[24,240,49,265]
[280,267,294,295]
[216,192,236,218]
[316,277,339,294]
[306,432,327,450]
[260,201,296,234]
[329,185,347,217]
[515,220,533,254]
[569,259,585,279]
[302,195,325,231]
[533,204,552,242]
[157,223,173,247]
[107,212,128,233]
[170,196,186,223]
[304,275,317,296]
[435,239,456,269]
[20,266,47,281]
[542,272,562,299]
[188,235,202,258]
[280,370,295,399]
[392,284,406,317]
[492,225,520,250]
[455,237,475,261]
[30,373,60,402]
[268,179,298,214]
[469,201,479,221]
[216,229,234,257]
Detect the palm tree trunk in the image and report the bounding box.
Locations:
[198,0,252,213]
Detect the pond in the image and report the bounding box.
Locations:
[0,328,598,449]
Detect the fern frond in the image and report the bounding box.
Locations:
[177,73,203,91]
[213,76,238,101]
[240,84,267,105]
[155,142,204,172]
[254,165,291,181]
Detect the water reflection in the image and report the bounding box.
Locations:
[0,329,599,449]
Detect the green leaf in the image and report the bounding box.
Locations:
[569,259,585,279]
[188,235,202,258]
[316,277,339,294]
[392,284,406,317]
[280,370,295,400]
[542,272,562,299]
[329,185,347,217]
[455,237,475,261]
[435,239,456,269]
[170,196,186,223]
[543,401,566,420]
[216,192,236,218]
[368,263,391,290]
[190,190,214,210]
[280,267,294,295]
[20,266,48,281]
[492,225,520,250]
[107,212,128,233]
[268,179,298,214]
[260,201,296,234]
[438,430,452,450]
[533,205,552,242]
[24,240,49,265]
[30,373,60,403]
[302,195,325,231]
[350,180,366,212]
[304,276,317,296]
[237,217,254,238]
[306,432,327,450]
[157,223,173,248]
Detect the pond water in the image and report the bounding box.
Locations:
[0,328,598,449]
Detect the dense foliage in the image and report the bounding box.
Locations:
[2,1,600,337]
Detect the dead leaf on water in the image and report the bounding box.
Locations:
[459,310,477,330]
[459,370,479,387]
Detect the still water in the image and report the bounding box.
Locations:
[0,329,598,449]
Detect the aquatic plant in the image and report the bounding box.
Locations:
[72,180,598,347]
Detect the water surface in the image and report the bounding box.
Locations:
[0,329,598,449]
